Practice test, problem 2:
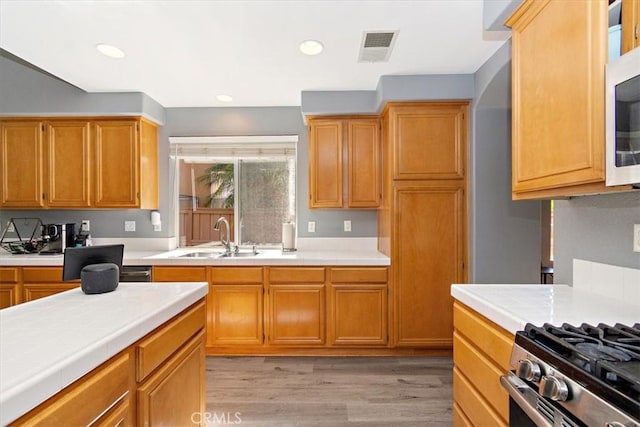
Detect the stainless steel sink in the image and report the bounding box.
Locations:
[217,251,260,258]
[177,251,222,258]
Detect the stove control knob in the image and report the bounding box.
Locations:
[539,375,569,401]
[516,359,541,382]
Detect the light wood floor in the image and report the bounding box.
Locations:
[206,356,453,426]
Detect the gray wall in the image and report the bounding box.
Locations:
[161,108,377,238]
[471,40,541,283]
[0,56,165,238]
[554,193,640,284]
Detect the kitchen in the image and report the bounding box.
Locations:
[1,0,639,426]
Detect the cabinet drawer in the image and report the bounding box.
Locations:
[453,367,507,427]
[22,267,66,283]
[136,301,205,382]
[0,267,19,283]
[153,266,207,282]
[330,267,387,283]
[210,267,263,284]
[453,302,513,371]
[269,267,325,283]
[453,332,508,421]
[12,352,130,426]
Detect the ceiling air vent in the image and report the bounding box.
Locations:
[359,31,398,62]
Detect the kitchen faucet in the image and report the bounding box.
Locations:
[213,217,233,254]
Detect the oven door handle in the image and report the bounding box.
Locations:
[500,372,552,427]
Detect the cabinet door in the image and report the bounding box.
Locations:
[209,284,264,346]
[0,121,45,207]
[309,120,343,208]
[0,267,21,308]
[348,119,380,208]
[47,121,91,207]
[388,103,467,180]
[22,267,79,302]
[0,284,21,309]
[328,284,387,346]
[621,0,640,53]
[137,332,205,427]
[94,120,139,207]
[152,266,207,282]
[394,181,465,348]
[268,284,325,345]
[507,1,607,196]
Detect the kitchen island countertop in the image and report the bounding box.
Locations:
[451,284,640,335]
[0,282,208,425]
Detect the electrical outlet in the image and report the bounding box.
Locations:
[344,220,352,232]
[308,221,316,233]
[634,224,640,253]
[124,221,136,232]
[81,220,90,232]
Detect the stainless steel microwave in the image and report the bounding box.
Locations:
[605,47,640,186]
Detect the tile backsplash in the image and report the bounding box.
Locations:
[573,259,640,306]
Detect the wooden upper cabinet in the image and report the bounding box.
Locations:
[621,0,640,53]
[309,119,343,208]
[308,117,381,209]
[94,120,139,208]
[0,121,44,207]
[47,121,91,207]
[386,103,467,180]
[0,117,157,209]
[506,0,610,199]
[348,119,381,207]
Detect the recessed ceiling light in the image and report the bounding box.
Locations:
[216,94,233,102]
[96,43,126,59]
[299,40,324,56]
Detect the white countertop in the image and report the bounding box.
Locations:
[0,248,390,266]
[451,284,640,335]
[0,282,208,425]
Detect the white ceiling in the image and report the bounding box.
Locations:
[0,1,508,108]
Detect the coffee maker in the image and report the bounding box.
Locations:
[40,223,75,254]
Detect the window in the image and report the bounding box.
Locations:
[170,136,297,248]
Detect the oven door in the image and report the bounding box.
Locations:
[500,372,585,427]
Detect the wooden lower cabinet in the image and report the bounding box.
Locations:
[453,301,514,426]
[11,351,132,426]
[209,267,264,347]
[0,267,21,309]
[11,300,206,426]
[394,181,465,348]
[152,266,207,282]
[328,267,388,346]
[22,267,79,302]
[137,332,205,427]
[204,266,388,353]
[267,267,326,345]
[209,284,264,345]
[268,284,325,345]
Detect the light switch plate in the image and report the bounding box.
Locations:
[634,224,640,252]
[308,221,316,233]
[81,220,90,232]
[124,221,136,232]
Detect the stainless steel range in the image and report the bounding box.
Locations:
[501,322,640,427]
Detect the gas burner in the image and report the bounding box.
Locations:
[575,342,632,362]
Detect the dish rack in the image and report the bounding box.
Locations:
[0,218,44,254]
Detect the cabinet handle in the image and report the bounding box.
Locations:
[42,193,46,200]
